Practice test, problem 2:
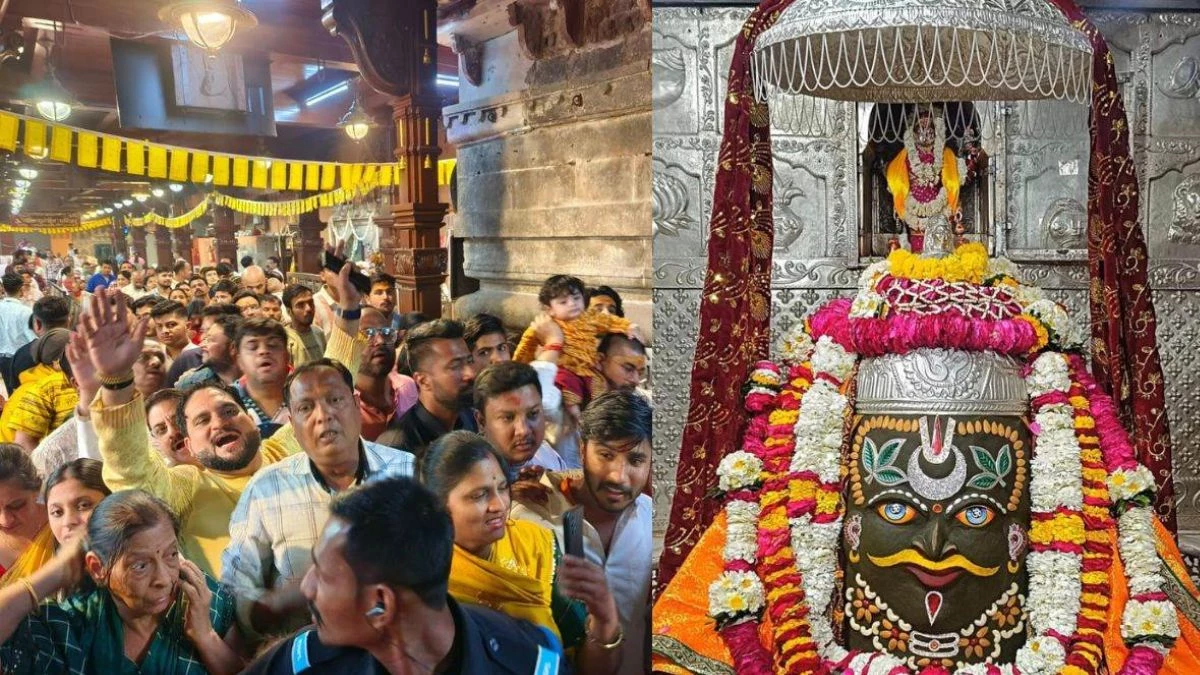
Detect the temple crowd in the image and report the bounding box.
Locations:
[0,247,651,674]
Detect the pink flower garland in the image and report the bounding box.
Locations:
[808,299,1041,357]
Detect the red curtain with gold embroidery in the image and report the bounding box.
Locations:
[655,0,792,592]
[1047,0,1175,532]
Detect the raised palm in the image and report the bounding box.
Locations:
[79,288,150,379]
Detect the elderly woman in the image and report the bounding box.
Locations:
[0,489,244,674]
[423,431,624,674]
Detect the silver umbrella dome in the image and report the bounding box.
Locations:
[753,0,1094,104]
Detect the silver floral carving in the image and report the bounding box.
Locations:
[1041,197,1087,248]
[653,48,687,110]
[652,167,695,237]
[1171,174,1200,245]
[856,349,1028,416]
[1159,56,1200,100]
[773,172,806,251]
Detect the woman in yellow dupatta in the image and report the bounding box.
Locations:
[424,431,625,674]
[0,457,111,591]
[0,445,49,586]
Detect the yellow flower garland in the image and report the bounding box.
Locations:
[888,241,990,283]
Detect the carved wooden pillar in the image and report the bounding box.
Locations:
[326,0,448,317]
[213,206,238,265]
[154,226,173,266]
[173,226,193,265]
[130,222,147,263]
[295,210,325,274]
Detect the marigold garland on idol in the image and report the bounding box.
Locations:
[699,243,1184,675]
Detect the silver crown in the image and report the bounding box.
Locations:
[855,348,1027,416]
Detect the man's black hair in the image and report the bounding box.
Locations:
[175,380,249,436]
[281,284,314,312]
[329,477,453,609]
[401,319,465,374]
[598,332,646,356]
[473,361,542,414]
[580,389,652,445]
[462,313,506,351]
[588,285,625,317]
[149,299,187,320]
[209,280,237,298]
[1,272,23,296]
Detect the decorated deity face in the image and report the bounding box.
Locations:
[914,111,936,149]
[845,413,1030,669]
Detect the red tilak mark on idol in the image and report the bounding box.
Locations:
[926,591,943,625]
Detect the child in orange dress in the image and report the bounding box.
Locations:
[513,275,632,422]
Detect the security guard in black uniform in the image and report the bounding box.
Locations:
[241,477,569,674]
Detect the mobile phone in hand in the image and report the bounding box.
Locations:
[563,505,584,558]
[322,250,373,296]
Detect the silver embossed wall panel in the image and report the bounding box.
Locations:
[653,9,1200,551]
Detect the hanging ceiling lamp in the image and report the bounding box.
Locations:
[337,87,376,141]
[158,0,258,54]
[752,0,1093,104]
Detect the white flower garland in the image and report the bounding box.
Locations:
[791,335,856,664]
[1117,505,1181,643]
[708,362,780,625]
[1023,352,1084,663]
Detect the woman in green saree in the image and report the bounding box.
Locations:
[0,489,245,674]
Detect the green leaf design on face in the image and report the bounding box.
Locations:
[968,474,998,490]
[862,437,878,474]
[876,438,904,469]
[996,445,1012,479]
[971,445,998,475]
[875,468,907,485]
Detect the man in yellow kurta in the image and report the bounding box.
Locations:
[79,268,366,578]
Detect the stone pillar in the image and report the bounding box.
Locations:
[212,206,238,265]
[294,210,325,274]
[441,1,651,333]
[325,0,448,317]
[130,223,147,263]
[154,226,173,266]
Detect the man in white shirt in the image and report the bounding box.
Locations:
[121,269,150,300]
[510,390,653,672]
[0,272,35,384]
[474,361,568,472]
[222,358,415,638]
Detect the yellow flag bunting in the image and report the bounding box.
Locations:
[0,111,402,191]
[125,200,209,229]
[0,216,113,234]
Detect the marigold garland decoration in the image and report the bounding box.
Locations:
[703,245,1183,675]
